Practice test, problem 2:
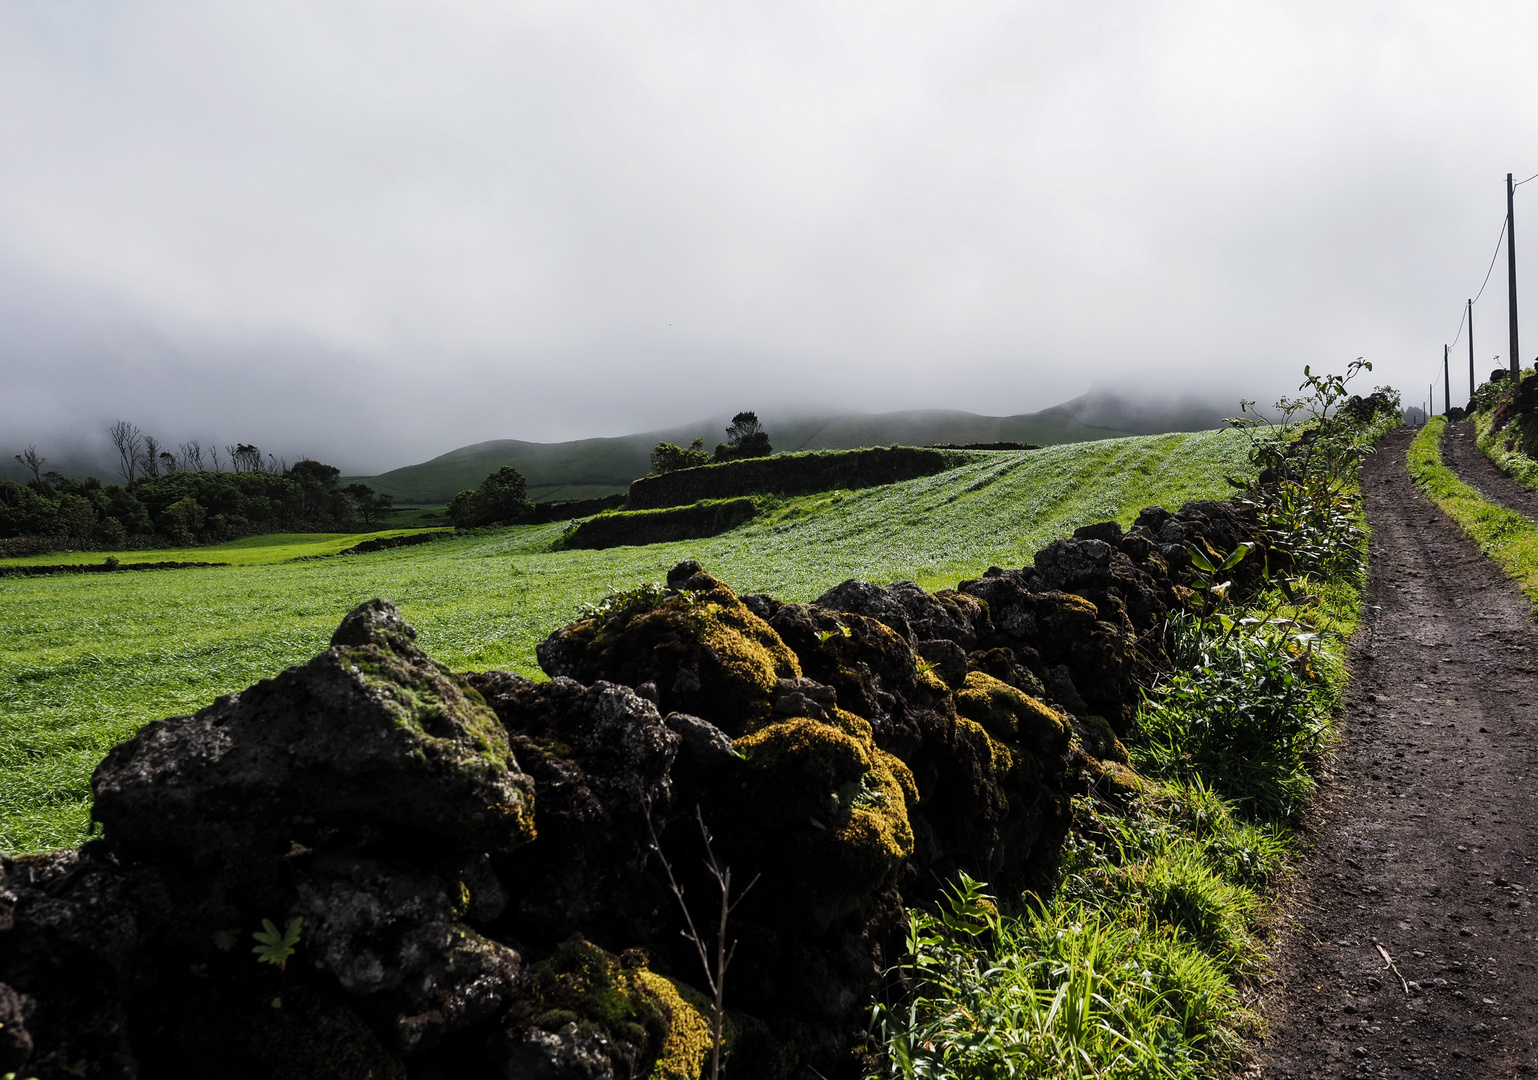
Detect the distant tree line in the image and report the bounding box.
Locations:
[2,421,392,548]
[649,411,773,475]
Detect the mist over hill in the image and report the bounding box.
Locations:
[346,391,1234,504]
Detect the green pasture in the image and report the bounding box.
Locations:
[0,429,1255,855]
[0,528,452,568]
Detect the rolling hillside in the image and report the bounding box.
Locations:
[2,426,1254,852]
[349,391,1232,504]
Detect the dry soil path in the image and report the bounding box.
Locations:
[1441,419,1538,522]
[1255,426,1538,1078]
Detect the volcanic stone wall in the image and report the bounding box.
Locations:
[0,498,1270,1080]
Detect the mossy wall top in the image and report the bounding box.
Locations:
[626,447,975,509]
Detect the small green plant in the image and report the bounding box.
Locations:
[252,916,302,970]
[576,581,676,620]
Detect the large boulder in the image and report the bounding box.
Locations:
[92,598,536,862]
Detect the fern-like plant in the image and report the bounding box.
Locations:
[252,916,303,970]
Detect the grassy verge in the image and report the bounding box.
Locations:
[1409,417,1538,604]
[1473,409,1538,493]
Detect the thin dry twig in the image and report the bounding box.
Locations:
[1375,942,1410,995]
[643,798,760,1080]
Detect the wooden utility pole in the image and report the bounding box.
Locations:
[1509,173,1521,378]
[1444,346,1451,415]
[1468,298,1476,401]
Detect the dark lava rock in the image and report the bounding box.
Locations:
[92,598,536,862]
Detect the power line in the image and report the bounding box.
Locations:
[1513,171,1538,188]
[1471,217,1508,306]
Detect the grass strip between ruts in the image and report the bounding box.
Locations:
[1473,409,1538,494]
[1409,417,1538,605]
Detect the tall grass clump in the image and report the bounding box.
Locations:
[867,364,1390,1080]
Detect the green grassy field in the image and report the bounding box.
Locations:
[0,528,453,568]
[1,429,1255,855]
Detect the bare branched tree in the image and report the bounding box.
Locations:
[109,421,143,486]
[14,445,46,488]
[180,441,205,472]
[209,444,223,472]
[158,450,178,474]
[140,436,162,477]
[644,802,759,1080]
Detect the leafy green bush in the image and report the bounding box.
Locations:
[867,876,1243,1080]
[651,439,711,475]
[1224,360,1389,578]
[446,465,534,527]
[1134,613,1326,821]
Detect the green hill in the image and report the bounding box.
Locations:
[348,392,1231,504]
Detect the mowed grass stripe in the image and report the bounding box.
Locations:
[0,429,1254,854]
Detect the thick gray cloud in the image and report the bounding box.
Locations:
[3,0,1536,472]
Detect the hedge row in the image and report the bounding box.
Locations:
[562,498,758,549]
[626,446,970,510]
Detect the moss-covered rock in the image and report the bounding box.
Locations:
[537,571,800,735]
[502,937,696,1080]
[953,671,1071,760]
[91,597,537,862]
[735,717,915,926]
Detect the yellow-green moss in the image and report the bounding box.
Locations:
[1073,713,1131,766]
[580,578,802,732]
[637,971,714,1080]
[954,715,1013,777]
[518,937,670,1054]
[954,671,1071,758]
[1086,757,1144,797]
[736,717,915,892]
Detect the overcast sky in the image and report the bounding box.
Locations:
[4,0,1537,473]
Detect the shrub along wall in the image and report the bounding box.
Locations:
[562,497,758,549]
[626,446,972,510]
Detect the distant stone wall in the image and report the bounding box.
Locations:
[562,498,758,549]
[627,446,968,510]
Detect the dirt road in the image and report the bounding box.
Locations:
[1441,419,1538,521]
[1256,426,1538,1078]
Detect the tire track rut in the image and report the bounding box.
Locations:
[1441,419,1538,522]
[1256,426,1538,1078]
